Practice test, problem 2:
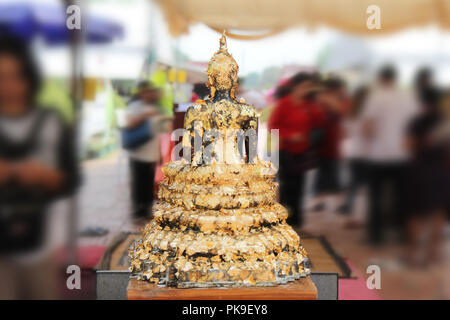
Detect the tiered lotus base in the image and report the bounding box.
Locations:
[129,161,310,288]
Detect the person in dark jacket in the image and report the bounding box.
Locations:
[312,78,348,212]
[405,87,448,266]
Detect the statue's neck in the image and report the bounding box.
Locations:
[212,90,232,102]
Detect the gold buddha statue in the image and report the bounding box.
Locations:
[129,33,310,288]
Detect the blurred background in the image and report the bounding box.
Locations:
[0,0,449,299]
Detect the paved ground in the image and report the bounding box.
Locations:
[78,151,450,299]
[78,150,136,247]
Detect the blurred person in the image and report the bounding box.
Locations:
[273,80,292,102]
[268,73,317,227]
[405,88,449,266]
[434,90,450,147]
[126,81,171,219]
[191,83,209,102]
[304,72,326,157]
[338,86,370,216]
[361,65,419,245]
[436,92,450,219]
[311,78,349,212]
[0,37,78,299]
[414,67,435,97]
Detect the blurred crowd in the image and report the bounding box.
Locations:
[268,66,450,267]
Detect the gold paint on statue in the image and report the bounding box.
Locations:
[207,31,239,100]
[129,33,310,288]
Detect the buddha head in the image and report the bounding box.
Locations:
[207,32,239,100]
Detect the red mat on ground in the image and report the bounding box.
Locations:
[57,245,107,299]
[57,245,106,269]
[338,260,381,300]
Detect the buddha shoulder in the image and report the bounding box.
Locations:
[184,100,210,128]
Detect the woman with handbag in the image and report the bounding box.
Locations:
[125,81,171,219]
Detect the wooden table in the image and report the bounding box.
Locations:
[127,277,317,300]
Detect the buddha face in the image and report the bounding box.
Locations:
[208,52,238,92]
[206,33,239,100]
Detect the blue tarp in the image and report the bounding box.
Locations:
[0,2,123,44]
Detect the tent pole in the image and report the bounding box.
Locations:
[64,0,83,266]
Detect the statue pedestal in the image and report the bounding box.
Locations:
[127,277,317,300]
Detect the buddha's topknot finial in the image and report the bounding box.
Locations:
[207,31,239,101]
[219,30,228,52]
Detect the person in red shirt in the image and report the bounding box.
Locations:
[269,73,316,227]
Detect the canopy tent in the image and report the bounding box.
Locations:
[0,1,123,44]
[157,0,450,38]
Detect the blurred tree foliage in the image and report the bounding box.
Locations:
[37,78,74,123]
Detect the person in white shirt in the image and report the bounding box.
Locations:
[361,66,419,244]
[126,82,169,218]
